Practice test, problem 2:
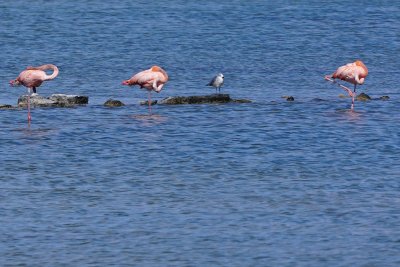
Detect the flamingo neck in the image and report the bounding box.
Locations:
[43,65,59,81]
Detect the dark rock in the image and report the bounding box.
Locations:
[18,94,89,107]
[232,99,252,103]
[312,98,326,102]
[159,94,230,105]
[158,94,251,105]
[356,92,371,101]
[379,95,390,101]
[104,99,125,107]
[0,104,15,109]
[282,95,294,101]
[140,100,158,106]
[49,94,89,106]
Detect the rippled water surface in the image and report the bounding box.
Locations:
[1,1,400,266]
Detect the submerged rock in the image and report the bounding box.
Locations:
[232,99,252,103]
[18,94,89,107]
[104,99,125,107]
[158,94,251,105]
[379,95,390,101]
[281,95,294,101]
[0,104,15,109]
[140,100,158,106]
[356,92,371,101]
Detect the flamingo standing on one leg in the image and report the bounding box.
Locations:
[122,66,169,115]
[9,64,59,122]
[324,60,368,110]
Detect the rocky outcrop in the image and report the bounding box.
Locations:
[356,92,371,101]
[140,100,158,106]
[18,94,89,107]
[49,94,88,106]
[0,104,15,109]
[339,93,390,101]
[157,94,251,105]
[104,99,125,107]
[232,98,252,103]
[281,95,294,101]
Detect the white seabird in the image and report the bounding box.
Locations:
[207,73,224,93]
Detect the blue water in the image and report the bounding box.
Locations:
[1,1,400,266]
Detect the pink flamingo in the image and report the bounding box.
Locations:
[325,60,368,110]
[122,66,169,114]
[10,64,59,122]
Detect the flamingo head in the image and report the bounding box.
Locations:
[355,60,368,77]
[151,66,162,72]
[9,79,20,87]
[121,80,130,86]
[354,60,365,66]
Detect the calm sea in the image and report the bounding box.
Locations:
[0,1,399,266]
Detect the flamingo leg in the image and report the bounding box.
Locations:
[351,84,357,110]
[148,90,152,115]
[27,88,32,122]
[325,76,355,109]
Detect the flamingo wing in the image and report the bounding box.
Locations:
[333,64,356,80]
[18,70,45,87]
[131,71,155,85]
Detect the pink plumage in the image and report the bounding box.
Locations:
[122,66,169,114]
[325,60,368,110]
[10,64,59,94]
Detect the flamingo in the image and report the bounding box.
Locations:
[207,73,224,93]
[122,66,169,114]
[9,64,59,122]
[325,60,368,110]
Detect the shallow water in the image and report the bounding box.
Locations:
[1,1,400,266]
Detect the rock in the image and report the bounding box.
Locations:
[379,95,390,101]
[18,94,89,107]
[104,99,125,107]
[0,104,15,109]
[158,94,251,105]
[140,100,158,106]
[48,94,89,106]
[281,95,294,101]
[232,99,252,103]
[356,92,371,101]
[18,95,56,107]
